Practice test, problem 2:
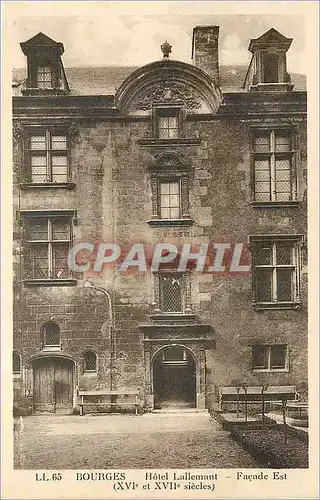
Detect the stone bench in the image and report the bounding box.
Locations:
[78,390,140,416]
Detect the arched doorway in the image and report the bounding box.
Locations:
[32,357,74,414]
[153,346,196,409]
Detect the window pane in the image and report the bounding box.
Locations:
[169,194,180,207]
[31,244,48,278]
[160,194,170,207]
[160,183,170,194]
[169,182,179,194]
[31,166,47,183]
[277,268,293,301]
[168,128,179,139]
[84,351,97,371]
[270,345,287,369]
[30,136,46,150]
[43,322,60,346]
[276,169,291,182]
[158,116,169,128]
[276,158,291,170]
[169,207,180,219]
[256,269,272,302]
[254,134,270,152]
[160,274,182,312]
[51,135,67,150]
[52,156,67,166]
[276,192,291,202]
[52,173,68,183]
[255,246,272,265]
[31,155,47,166]
[28,219,48,240]
[168,116,178,128]
[52,220,70,240]
[159,129,169,139]
[252,345,268,369]
[13,352,21,373]
[160,207,170,219]
[275,133,291,152]
[254,159,270,170]
[52,244,69,278]
[276,244,293,265]
[255,170,270,182]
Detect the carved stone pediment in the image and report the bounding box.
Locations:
[131,80,202,111]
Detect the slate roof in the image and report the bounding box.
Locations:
[12,64,306,96]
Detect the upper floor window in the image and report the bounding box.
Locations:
[25,216,72,281]
[25,130,69,184]
[153,105,183,140]
[158,114,179,139]
[252,128,297,203]
[13,351,21,375]
[159,180,181,219]
[42,321,61,350]
[250,235,302,309]
[37,66,53,89]
[252,344,288,372]
[160,273,183,312]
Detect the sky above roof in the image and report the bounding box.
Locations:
[11,6,305,74]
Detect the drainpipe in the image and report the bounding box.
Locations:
[83,280,114,391]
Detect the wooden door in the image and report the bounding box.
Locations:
[33,358,73,414]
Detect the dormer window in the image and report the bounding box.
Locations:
[37,66,53,89]
[20,32,69,96]
[244,28,293,92]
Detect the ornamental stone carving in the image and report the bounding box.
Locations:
[132,81,202,111]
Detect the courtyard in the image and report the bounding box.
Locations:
[14,412,259,469]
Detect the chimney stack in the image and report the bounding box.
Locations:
[192,26,220,85]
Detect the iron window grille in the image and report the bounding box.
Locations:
[83,351,97,372]
[25,217,72,280]
[251,128,297,203]
[42,322,61,350]
[24,130,69,184]
[249,235,303,309]
[36,66,53,89]
[252,344,288,371]
[13,351,21,375]
[160,273,183,312]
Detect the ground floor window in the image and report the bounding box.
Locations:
[252,344,288,371]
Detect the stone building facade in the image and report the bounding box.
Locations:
[12,26,307,414]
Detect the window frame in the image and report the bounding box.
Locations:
[36,66,54,89]
[152,271,193,316]
[249,234,303,310]
[83,350,98,375]
[252,344,289,372]
[158,178,182,220]
[250,126,298,206]
[23,128,72,186]
[41,321,61,351]
[152,104,184,140]
[13,351,22,377]
[21,210,78,286]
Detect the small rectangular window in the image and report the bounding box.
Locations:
[37,66,53,89]
[252,344,288,371]
[158,115,179,139]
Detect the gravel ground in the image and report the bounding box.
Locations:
[14,413,259,469]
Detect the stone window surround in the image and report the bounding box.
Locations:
[251,343,289,373]
[13,351,22,377]
[152,271,193,315]
[152,102,185,139]
[248,234,304,311]
[250,124,299,208]
[21,209,78,287]
[17,124,77,189]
